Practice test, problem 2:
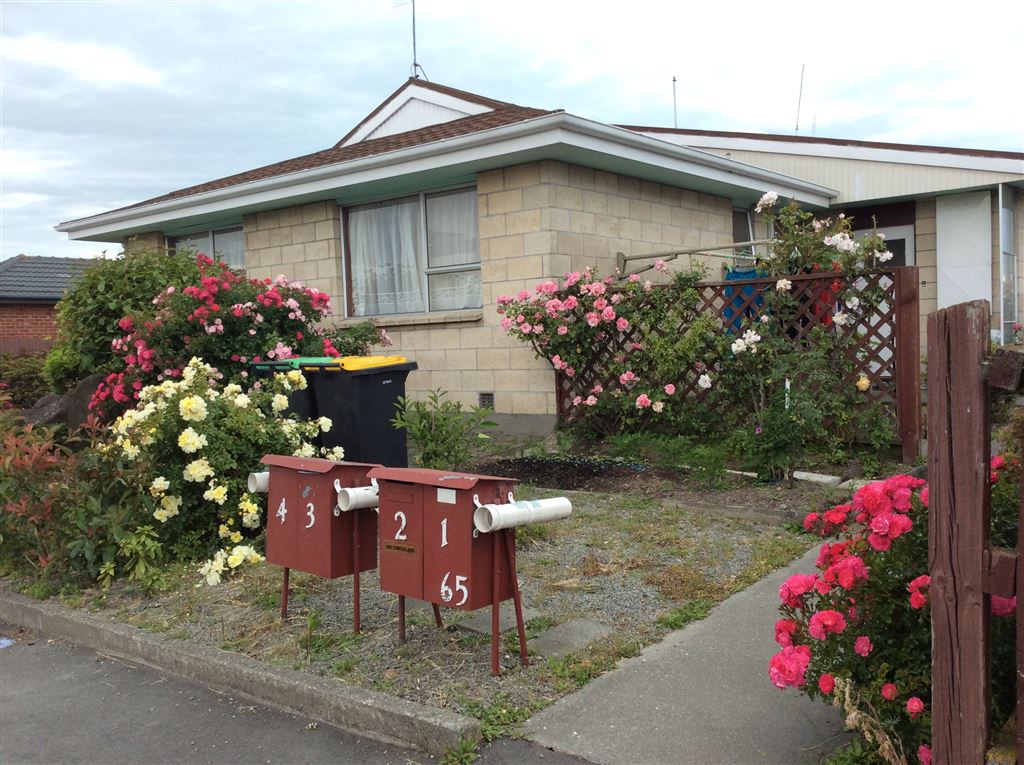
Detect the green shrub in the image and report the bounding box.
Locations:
[0,352,50,409]
[391,389,496,470]
[44,249,202,392]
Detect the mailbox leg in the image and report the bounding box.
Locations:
[398,595,406,643]
[491,534,501,676]
[504,530,529,668]
[280,567,290,621]
[432,603,444,628]
[353,511,361,634]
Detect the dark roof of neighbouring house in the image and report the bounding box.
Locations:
[0,255,94,303]
[96,93,554,217]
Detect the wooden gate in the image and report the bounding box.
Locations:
[928,300,1022,764]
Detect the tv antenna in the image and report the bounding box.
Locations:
[794,64,805,133]
[672,76,678,128]
[406,0,428,80]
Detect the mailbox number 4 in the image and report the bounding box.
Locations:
[440,572,469,606]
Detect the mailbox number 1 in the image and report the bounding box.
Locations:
[440,572,469,605]
[394,511,407,540]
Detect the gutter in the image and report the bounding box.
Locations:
[56,113,837,240]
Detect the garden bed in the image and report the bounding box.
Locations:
[39,477,835,739]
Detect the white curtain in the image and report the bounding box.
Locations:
[426,190,481,310]
[348,198,424,315]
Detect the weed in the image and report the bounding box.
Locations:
[643,564,726,602]
[460,695,533,742]
[504,615,558,654]
[331,658,357,677]
[728,531,811,594]
[657,599,713,629]
[441,737,480,765]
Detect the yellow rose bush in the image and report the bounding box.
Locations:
[109,357,339,583]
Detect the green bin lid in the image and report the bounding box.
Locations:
[284,356,340,369]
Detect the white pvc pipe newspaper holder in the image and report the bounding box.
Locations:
[473,495,572,533]
[335,478,379,514]
[247,471,269,494]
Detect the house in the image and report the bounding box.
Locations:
[55,79,1024,431]
[0,255,93,355]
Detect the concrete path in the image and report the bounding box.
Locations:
[525,547,846,765]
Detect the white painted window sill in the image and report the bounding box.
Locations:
[337,309,483,329]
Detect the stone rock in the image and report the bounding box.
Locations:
[528,618,612,659]
[21,373,105,431]
[909,463,928,480]
[458,606,541,635]
[792,470,843,487]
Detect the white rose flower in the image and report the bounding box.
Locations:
[775,278,792,292]
[698,374,712,390]
[731,339,747,354]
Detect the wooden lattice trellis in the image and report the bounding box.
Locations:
[555,267,921,462]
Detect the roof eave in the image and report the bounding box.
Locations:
[57,113,837,241]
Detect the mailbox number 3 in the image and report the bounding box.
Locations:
[305,502,315,529]
[440,572,469,606]
[394,511,407,541]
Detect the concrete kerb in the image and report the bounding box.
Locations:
[0,590,480,756]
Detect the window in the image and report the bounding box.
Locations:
[853,224,915,267]
[346,188,480,316]
[170,227,245,268]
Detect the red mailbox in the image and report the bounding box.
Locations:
[261,455,380,630]
[369,467,527,674]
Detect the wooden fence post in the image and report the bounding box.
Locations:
[894,267,921,464]
[928,300,991,764]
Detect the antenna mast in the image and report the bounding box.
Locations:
[794,64,804,133]
[410,0,428,80]
[672,76,678,128]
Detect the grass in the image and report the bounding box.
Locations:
[459,694,536,742]
[657,599,714,629]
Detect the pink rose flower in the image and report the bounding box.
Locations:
[906,696,925,716]
[664,384,676,396]
[918,744,932,765]
[854,636,873,657]
[768,645,812,689]
[779,573,818,608]
[635,393,652,409]
[991,595,1017,617]
[817,673,835,694]
[616,318,630,332]
[808,610,847,640]
[881,683,898,701]
[774,619,799,647]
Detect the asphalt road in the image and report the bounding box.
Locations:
[0,623,587,765]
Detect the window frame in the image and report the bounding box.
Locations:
[167,226,245,269]
[341,185,481,319]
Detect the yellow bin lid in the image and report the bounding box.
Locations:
[336,355,408,371]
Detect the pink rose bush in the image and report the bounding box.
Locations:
[90,253,386,417]
[770,458,1022,763]
[497,266,719,434]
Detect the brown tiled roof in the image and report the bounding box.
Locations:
[617,126,1024,161]
[335,78,530,147]
[105,103,553,216]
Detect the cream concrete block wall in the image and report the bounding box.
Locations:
[243,201,344,323]
[123,231,165,254]
[916,199,937,351]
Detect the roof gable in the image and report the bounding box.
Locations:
[337,79,524,148]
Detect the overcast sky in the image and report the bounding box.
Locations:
[2,0,1022,262]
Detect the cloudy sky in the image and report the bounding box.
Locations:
[2,0,1022,261]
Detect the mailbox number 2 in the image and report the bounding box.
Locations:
[440,572,469,606]
[394,511,408,540]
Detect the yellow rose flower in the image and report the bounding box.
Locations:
[150,476,170,496]
[177,427,208,454]
[179,395,208,422]
[271,394,289,413]
[183,458,215,483]
[856,375,870,392]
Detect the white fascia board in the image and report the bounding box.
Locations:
[341,83,493,146]
[639,132,1024,174]
[57,113,836,240]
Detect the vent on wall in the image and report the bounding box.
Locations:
[479,392,495,409]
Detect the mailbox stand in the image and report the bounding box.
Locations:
[261,456,381,633]
[369,467,529,676]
